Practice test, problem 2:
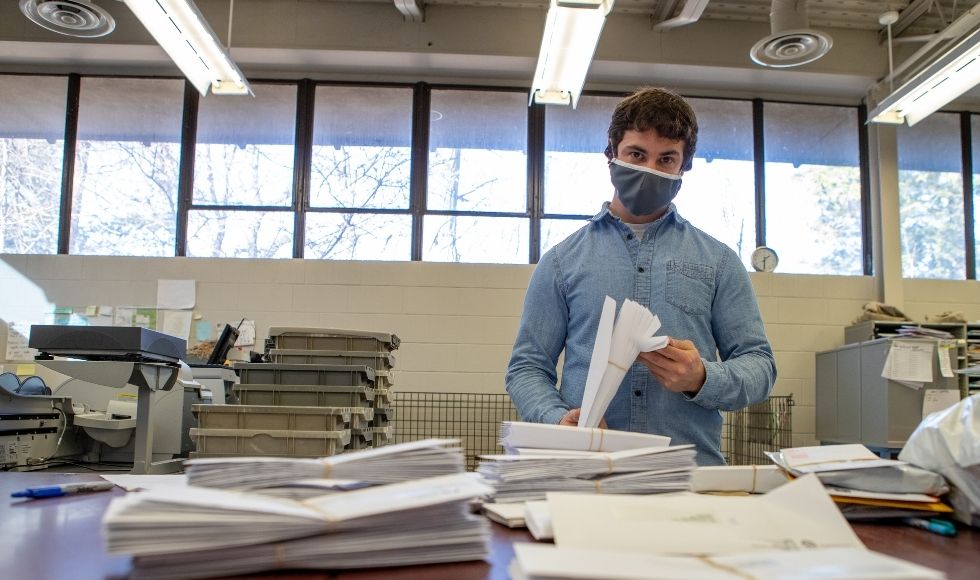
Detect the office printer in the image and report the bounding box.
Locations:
[0,325,198,474]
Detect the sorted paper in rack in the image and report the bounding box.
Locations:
[579,297,668,428]
[500,421,669,453]
[881,340,934,389]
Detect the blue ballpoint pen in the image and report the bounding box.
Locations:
[902,517,957,537]
[11,481,114,499]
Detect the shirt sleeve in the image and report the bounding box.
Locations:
[687,248,776,411]
[505,250,573,425]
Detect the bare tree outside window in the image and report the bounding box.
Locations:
[0,75,66,254]
[0,138,61,253]
[70,77,182,257]
[898,112,966,280]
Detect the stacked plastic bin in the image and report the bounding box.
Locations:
[260,327,400,449]
[189,328,398,459]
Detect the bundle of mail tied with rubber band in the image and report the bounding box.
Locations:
[102,440,494,578]
[481,297,696,505]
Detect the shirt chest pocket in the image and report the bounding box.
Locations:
[665,260,715,315]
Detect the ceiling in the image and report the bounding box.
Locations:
[343,0,969,33]
[0,0,978,106]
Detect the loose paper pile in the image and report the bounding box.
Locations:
[184,438,463,490]
[508,475,944,579]
[103,473,492,579]
[766,443,953,519]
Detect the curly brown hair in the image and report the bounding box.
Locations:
[605,87,698,172]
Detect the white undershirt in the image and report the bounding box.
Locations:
[625,221,649,238]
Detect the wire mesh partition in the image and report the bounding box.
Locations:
[722,395,794,465]
[392,393,520,470]
[393,392,794,469]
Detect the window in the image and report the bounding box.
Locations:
[71,77,183,257]
[972,114,980,277]
[306,86,413,261]
[425,89,529,263]
[0,75,65,254]
[897,112,965,279]
[679,98,756,266]
[763,103,863,275]
[542,94,616,254]
[189,83,296,258]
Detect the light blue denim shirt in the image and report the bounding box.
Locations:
[506,202,776,466]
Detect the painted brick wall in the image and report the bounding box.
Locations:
[3,254,979,448]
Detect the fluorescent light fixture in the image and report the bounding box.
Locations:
[122,0,251,96]
[530,0,614,108]
[869,27,980,126]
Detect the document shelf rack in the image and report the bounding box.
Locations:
[235,363,376,387]
[189,428,351,457]
[846,321,970,396]
[268,349,396,370]
[266,327,400,352]
[816,338,960,450]
[193,404,373,431]
[233,384,376,407]
[391,392,794,470]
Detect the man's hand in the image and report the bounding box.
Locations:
[559,408,607,428]
[637,337,706,395]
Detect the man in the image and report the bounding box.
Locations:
[506,87,776,466]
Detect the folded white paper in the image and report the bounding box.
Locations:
[579,298,668,428]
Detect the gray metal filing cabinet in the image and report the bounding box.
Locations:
[816,337,960,449]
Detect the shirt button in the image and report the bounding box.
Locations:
[637,267,645,273]
[634,390,642,396]
[626,233,634,240]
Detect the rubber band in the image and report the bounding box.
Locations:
[274,544,286,568]
[698,555,755,579]
[608,359,629,371]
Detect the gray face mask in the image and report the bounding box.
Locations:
[609,158,683,216]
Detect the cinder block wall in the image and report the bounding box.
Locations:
[3,254,979,448]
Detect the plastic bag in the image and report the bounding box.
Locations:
[899,394,980,525]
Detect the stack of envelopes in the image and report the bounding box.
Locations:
[184,438,464,492]
[102,472,491,579]
[480,423,695,503]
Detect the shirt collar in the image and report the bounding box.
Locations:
[591,201,681,226]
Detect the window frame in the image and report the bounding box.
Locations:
[2,71,977,278]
